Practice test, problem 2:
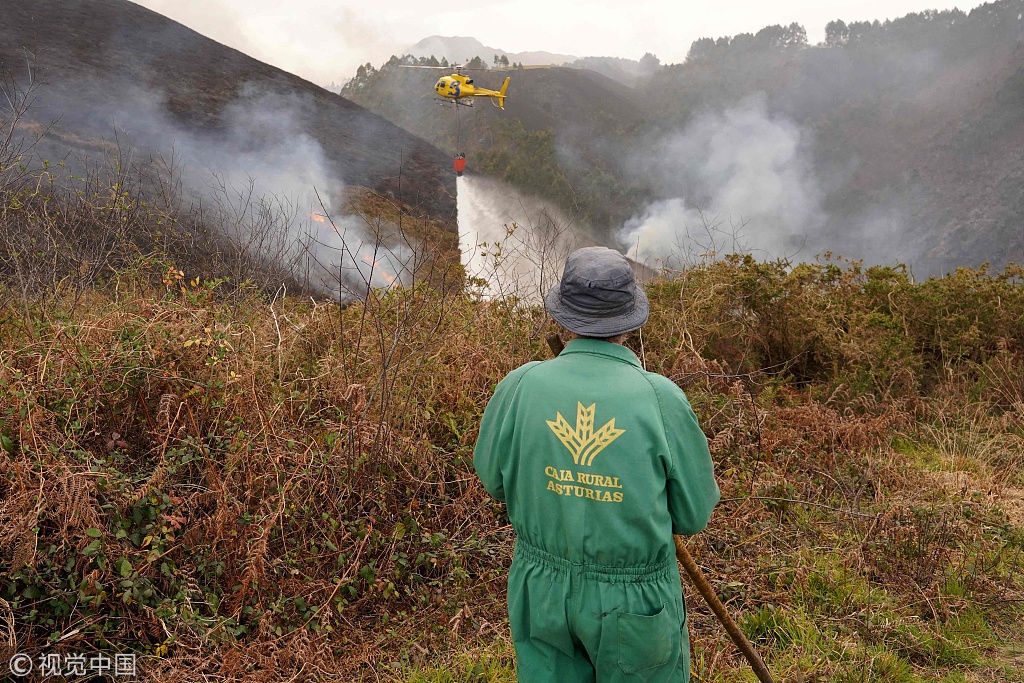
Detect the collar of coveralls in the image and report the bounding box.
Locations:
[558,337,643,368]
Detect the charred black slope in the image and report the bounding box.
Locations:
[0,0,455,224]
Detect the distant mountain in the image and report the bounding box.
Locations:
[563,56,647,86]
[405,36,577,67]
[0,0,456,226]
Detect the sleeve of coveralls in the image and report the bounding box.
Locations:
[659,379,721,535]
[473,363,538,503]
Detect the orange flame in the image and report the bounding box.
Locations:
[310,212,327,224]
[361,253,396,285]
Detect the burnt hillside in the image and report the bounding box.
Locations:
[0,0,456,226]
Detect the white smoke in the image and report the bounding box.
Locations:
[29,79,414,299]
[623,95,823,267]
[165,86,415,298]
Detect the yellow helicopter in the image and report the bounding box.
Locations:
[401,62,511,109]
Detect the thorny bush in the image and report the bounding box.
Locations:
[1,254,1022,680]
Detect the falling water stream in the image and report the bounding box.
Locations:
[456,175,592,302]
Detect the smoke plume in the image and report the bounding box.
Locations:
[25,79,413,299]
[622,95,823,267]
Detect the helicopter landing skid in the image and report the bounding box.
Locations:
[438,98,474,108]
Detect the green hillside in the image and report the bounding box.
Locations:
[343,58,650,232]
[344,1,1024,275]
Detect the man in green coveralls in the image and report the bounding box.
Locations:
[474,246,720,682]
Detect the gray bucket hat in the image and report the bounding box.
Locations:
[544,246,649,337]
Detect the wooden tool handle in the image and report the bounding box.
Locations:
[673,537,775,683]
[546,332,565,356]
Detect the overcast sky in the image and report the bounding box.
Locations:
[132,0,977,86]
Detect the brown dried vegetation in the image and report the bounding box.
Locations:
[2,91,1024,683]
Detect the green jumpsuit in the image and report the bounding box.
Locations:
[474,339,720,682]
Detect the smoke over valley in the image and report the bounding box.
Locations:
[622,96,825,267]
[6,0,1024,300]
[345,3,1024,280]
[22,79,418,298]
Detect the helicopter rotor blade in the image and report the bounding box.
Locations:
[397,62,545,72]
[491,64,561,70]
[396,64,486,71]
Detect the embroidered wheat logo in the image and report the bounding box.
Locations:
[546,402,625,466]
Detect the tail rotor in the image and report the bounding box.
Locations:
[493,77,510,109]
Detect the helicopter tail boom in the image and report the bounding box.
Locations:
[493,77,510,109]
